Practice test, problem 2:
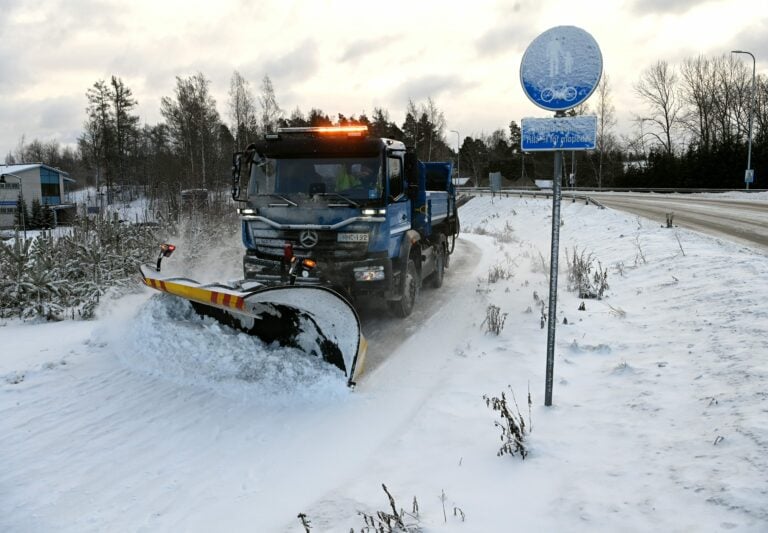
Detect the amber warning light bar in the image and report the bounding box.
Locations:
[276,125,368,137]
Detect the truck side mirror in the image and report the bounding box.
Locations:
[231,152,243,200]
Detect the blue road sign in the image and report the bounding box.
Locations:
[520,26,603,111]
[521,116,597,151]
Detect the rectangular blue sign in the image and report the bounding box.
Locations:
[521,116,597,151]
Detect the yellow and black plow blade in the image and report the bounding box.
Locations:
[140,264,366,386]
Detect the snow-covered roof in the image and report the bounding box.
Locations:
[0,163,71,179]
[0,164,39,174]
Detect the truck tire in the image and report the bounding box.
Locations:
[387,259,419,318]
[430,244,445,288]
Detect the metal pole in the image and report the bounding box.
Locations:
[19,179,25,241]
[545,149,563,406]
[732,50,756,190]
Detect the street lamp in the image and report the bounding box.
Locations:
[449,129,460,184]
[0,173,26,241]
[731,50,756,190]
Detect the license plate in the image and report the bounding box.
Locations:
[338,233,369,242]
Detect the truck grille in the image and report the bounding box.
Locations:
[248,225,369,260]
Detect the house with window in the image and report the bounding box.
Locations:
[0,163,76,229]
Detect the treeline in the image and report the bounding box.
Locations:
[4,72,459,205]
[624,55,768,188]
[4,53,767,192]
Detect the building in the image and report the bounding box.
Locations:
[0,163,76,229]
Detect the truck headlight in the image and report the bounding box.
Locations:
[354,265,385,281]
[244,263,260,273]
[361,208,386,216]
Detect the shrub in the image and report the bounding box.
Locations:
[483,386,531,460]
[566,247,608,299]
[482,304,508,335]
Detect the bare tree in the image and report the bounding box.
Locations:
[754,75,768,146]
[259,75,283,134]
[594,73,617,189]
[720,55,752,146]
[160,72,222,189]
[680,55,717,150]
[634,60,683,153]
[424,97,446,160]
[228,71,258,151]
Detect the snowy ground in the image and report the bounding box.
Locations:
[1,196,767,532]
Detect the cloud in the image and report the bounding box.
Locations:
[731,19,768,64]
[628,0,711,15]
[0,95,83,154]
[393,75,475,103]
[475,22,528,57]
[338,36,395,63]
[254,40,320,85]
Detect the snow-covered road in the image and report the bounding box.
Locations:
[2,196,767,532]
[588,192,768,251]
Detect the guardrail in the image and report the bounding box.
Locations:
[456,187,606,208]
[457,186,767,194]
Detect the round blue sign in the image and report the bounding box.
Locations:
[520,26,603,111]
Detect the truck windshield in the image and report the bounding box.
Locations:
[248,156,383,203]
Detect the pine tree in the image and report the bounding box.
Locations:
[30,199,43,229]
[0,237,33,317]
[14,194,29,229]
[42,204,55,229]
[110,76,140,196]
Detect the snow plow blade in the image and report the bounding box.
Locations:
[140,264,366,386]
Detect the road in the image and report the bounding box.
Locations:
[355,237,479,375]
[588,192,768,252]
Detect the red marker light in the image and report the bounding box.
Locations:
[283,242,294,261]
[160,243,176,257]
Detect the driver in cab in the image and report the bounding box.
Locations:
[335,163,379,193]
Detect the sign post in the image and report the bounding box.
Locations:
[520,26,602,406]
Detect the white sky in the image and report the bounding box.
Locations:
[1,0,767,157]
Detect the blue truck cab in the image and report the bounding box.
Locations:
[231,126,460,317]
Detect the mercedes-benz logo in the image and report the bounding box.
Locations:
[299,230,319,248]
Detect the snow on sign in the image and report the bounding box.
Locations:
[521,116,597,151]
[520,26,602,111]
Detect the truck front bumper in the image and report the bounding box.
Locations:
[243,252,395,297]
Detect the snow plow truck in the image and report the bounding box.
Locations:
[140,125,460,386]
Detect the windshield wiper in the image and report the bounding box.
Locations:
[314,193,360,207]
[263,193,298,206]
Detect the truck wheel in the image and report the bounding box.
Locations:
[387,259,419,318]
[430,245,445,288]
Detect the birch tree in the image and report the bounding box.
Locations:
[259,75,283,133]
[594,73,617,189]
[228,71,258,150]
[160,73,222,189]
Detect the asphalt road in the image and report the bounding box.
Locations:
[588,192,768,252]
